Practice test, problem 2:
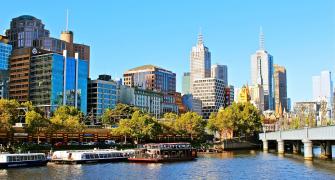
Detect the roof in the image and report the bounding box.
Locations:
[15,15,37,21]
[127,64,159,71]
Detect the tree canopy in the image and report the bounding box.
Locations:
[50,106,84,132]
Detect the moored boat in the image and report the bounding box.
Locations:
[128,143,197,163]
[51,149,128,164]
[0,153,48,168]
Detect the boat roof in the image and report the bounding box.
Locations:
[0,153,45,156]
[144,142,191,145]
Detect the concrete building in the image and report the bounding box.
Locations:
[312,70,333,118]
[190,33,211,93]
[29,50,88,114]
[294,101,321,126]
[250,28,274,111]
[87,75,117,120]
[0,36,12,99]
[250,84,265,112]
[211,64,228,85]
[192,78,225,119]
[182,94,202,115]
[123,65,176,93]
[274,64,287,115]
[182,72,191,95]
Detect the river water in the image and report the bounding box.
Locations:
[1,149,335,180]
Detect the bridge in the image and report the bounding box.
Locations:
[259,126,335,160]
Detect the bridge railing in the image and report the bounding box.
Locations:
[259,125,335,141]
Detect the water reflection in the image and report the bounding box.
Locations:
[0,151,335,180]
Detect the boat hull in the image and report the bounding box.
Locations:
[51,157,128,164]
[0,160,48,169]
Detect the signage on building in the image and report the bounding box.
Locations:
[14,133,28,137]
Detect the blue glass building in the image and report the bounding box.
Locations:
[88,75,117,120]
[30,51,88,114]
[0,36,12,98]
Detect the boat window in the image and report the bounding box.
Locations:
[94,154,99,158]
[108,154,112,158]
[7,156,12,162]
[85,154,90,159]
[99,154,103,158]
[89,154,94,159]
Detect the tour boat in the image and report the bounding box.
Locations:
[51,149,128,164]
[0,153,48,168]
[128,143,197,163]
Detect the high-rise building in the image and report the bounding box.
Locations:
[87,75,117,119]
[250,84,265,112]
[190,33,211,93]
[312,70,333,118]
[6,15,90,76]
[123,65,176,93]
[29,50,88,114]
[192,78,225,119]
[274,64,287,115]
[211,64,228,85]
[0,36,12,99]
[250,28,274,110]
[6,15,50,49]
[182,72,191,95]
[224,85,234,107]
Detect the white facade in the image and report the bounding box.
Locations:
[211,64,228,85]
[312,70,333,118]
[250,84,265,112]
[190,33,211,93]
[192,78,225,119]
[250,30,274,111]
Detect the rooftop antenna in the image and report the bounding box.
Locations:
[66,9,69,31]
[259,26,265,50]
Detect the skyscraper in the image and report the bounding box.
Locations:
[274,64,287,115]
[182,72,191,95]
[190,33,211,93]
[250,28,274,110]
[0,35,12,99]
[211,64,228,85]
[5,15,50,48]
[312,70,333,118]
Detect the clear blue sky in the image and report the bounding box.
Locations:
[1,0,334,105]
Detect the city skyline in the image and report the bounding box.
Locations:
[0,0,334,105]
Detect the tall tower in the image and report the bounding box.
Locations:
[250,27,274,111]
[60,10,74,56]
[190,32,211,93]
[274,64,287,115]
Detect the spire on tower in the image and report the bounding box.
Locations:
[197,27,203,45]
[66,9,69,31]
[259,26,265,50]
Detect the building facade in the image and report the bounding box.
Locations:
[182,72,191,95]
[250,29,274,111]
[182,94,202,116]
[274,64,287,115]
[190,33,211,93]
[133,88,163,118]
[312,70,333,119]
[224,85,234,107]
[192,78,225,119]
[29,50,88,114]
[0,36,12,99]
[211,64,228,85]
[6,15,50,49]
[87,75,117,119]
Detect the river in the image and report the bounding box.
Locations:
[1,149,335,180]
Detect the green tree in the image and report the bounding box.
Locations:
[160,112,178,134]
[0,99,20,132]
[175,112,206,140]
[25,110,50,144]
[101,103,140,126]
[207,109,234,141]
[50,106,84,132]
[111,118,132,144]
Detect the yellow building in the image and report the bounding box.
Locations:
[238,85,251,103]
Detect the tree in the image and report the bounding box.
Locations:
[207,109,234,141]
[160,112,178,134]
[50,106,84,132]
[0,99,20,132]
[175,112,206,140]
[25,110,50,144]
[112,111,162,143]
[101,103,140,126]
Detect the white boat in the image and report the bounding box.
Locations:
[51,149,128,164]
[0,153,48,168]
